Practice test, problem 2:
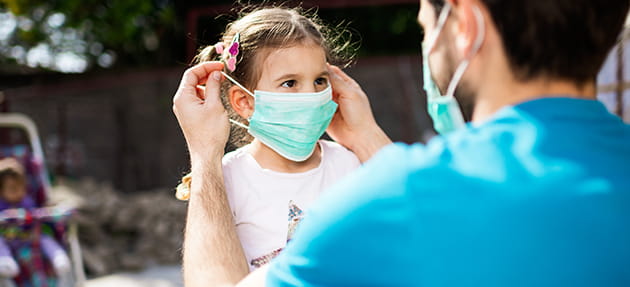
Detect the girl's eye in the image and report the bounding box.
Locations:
[281,80,296,88]
[315,77,328,86]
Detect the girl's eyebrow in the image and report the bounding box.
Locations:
[274,71,329,82]
[318,71,330,77]
[274,73,299,82]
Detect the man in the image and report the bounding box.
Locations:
[172,0,630,286]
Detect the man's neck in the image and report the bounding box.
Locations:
[472,75,597,123]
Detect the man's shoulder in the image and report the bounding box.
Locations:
[359,135,482,182]
[354,124,528,193]
[322,142,437,208]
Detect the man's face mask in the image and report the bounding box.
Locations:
[422,3,485,134]
[222,73,338,162]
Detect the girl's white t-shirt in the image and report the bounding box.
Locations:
[222,140,361,270]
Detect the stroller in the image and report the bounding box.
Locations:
[0,114,85,287]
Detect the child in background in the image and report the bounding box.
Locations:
[0,158,71,279]
[177,6,361,270]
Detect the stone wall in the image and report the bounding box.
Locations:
[52,178,187,276]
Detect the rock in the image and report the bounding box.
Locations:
[52,178,187,277]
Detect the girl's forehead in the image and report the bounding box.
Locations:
[260,44,328,75]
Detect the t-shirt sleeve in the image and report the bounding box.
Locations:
[221,151,243,221]
[338,142,361,169]
[266,143,419,286]
[321,140,361,171]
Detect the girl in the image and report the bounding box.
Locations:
[177,6,360,270]
[0,158,71,281]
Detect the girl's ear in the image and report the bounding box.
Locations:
[228,86,255,119]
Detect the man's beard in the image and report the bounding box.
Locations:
[435,47,477,122]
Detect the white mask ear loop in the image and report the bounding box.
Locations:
[220,71,253,130]
[221,71,254,97]
[425,4,453,55]
[229,118,249,130]
[444,5,486,99]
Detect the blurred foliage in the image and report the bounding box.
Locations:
[196,3,424,58]
[0,0,176,73]
[318,5,424,56]
[0,0,423,74]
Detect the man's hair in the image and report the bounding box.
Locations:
[428,0,630,84]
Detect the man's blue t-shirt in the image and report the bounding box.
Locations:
[266,98,630,286]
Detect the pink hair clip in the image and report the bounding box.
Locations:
[214,43,224,54]
[215,33,240,72]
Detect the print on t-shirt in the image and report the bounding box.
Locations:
[250,200,304,268]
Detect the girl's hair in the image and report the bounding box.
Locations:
[193,5,357,151]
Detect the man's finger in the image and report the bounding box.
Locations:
[328,64,359,87]
[203,71,224,107]
[183,61,225,88]
[328,65,354,97]
[178,62,225,101]
[174,62,224,106]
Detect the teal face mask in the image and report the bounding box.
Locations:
[222,73,337,162]
[423,44,465,134]
[422,3,485,134]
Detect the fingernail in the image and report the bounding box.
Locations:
[212,71,221,81]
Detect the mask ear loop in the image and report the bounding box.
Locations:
[220,71,253,130]
[229,118,249,130]
[424,4,452,56]
[221,71,254,97]
[444,5,486,99]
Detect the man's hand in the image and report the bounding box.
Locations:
[327,65,392,163]
[173,62,250,287]
[173,61,229,165]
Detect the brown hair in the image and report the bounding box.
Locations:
[193,5,356,151]
[428,0,629,85]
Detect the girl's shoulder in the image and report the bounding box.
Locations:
[319,140,360,168]
[319,139,354,155]
[222,144,252,167]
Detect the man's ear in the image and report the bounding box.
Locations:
[452,0,484,57]
[229,86,255,119]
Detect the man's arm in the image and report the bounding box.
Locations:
[173,62,250,286]
[326,65,392,163]
[183,157,250,286]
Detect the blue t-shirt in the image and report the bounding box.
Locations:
[266,98,630,286]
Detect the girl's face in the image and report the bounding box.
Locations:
[1,177,26,204]
[255,43,329,93]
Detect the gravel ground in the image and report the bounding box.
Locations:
[85,265,183,287]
